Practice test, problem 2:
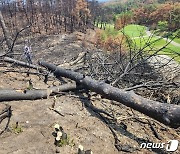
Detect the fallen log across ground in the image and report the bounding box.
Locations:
[0,83,77,102]
[39,61,180,128]
[3,57,39,69]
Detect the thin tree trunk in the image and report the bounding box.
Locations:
[0,11,12,56]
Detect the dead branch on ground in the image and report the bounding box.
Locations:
[0,104,12,135]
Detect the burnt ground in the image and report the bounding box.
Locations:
[0,30,180,154]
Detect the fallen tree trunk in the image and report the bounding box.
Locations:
[0,83,77,102]
[39,61,180,128]
[3,57,39,69]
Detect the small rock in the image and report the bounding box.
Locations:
[78,145,85,154]
[85,150,93,154]
[56,148,60,153]
[54,124,60,131]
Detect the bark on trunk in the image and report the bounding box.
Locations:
[0,104,11,123]
[3,57,39,69]
[0,11,12,55]
[39,61,180,128]
[0,83,77,102]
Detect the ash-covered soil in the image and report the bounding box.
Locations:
[0,30,180,154]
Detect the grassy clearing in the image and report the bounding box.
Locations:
[173,38,180,44]
[96,24,146,40]
[121,24,146,37]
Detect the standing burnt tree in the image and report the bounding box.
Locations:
[0,10,12,55]
[0,0,94,38]
[72,0,91,32]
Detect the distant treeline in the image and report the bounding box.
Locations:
[0,0,106,36]
[101,0,180,31]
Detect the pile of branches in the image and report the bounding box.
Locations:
[83,34,180,105]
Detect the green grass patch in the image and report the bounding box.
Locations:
[11,123,23,134]
[96,24,146,39]
[173,38,180,44]
[121,24,146,37]
[55,136,75,147]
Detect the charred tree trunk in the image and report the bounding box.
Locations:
[0,104,11,124]
[39,61,180,128]
[3,57,39,69]
[0,104,11,135]
[0,11,12,56]
[0,83,77,102]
